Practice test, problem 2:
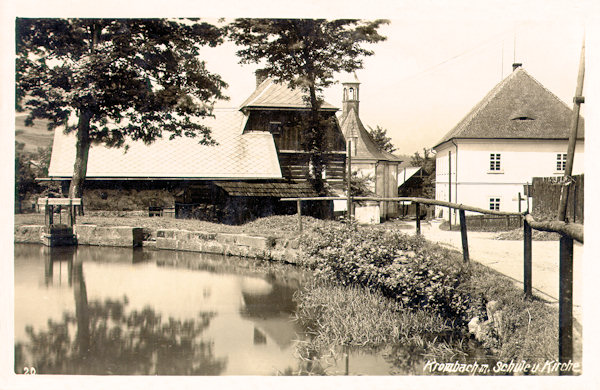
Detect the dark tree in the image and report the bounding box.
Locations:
[409,148,436,198]
[15,143,53,211]
[16,18,228,199]
[228,19,388,193]
[367,125,397,154]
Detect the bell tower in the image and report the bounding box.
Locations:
[342,73,360,118]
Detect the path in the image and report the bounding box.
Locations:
[399,219,583,323]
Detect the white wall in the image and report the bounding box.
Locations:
[434,139,584,219]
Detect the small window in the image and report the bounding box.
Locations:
[269,121,282,135]
[489,153,501,171]
[556,153,567,171]
[489,198,500,211]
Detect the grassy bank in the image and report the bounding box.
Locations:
[294,221,563,374]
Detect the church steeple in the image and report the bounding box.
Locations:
[342,73,360,118]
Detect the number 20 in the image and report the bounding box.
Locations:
[23,367,36,375]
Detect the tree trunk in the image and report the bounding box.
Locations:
[307,84,325,194]
[72,252,90,360]
[68,111,91,201]
[68,22,98,202]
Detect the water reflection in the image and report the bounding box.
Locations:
[16,246,227,375]
[16,244,442,375]
[14,244,312,375]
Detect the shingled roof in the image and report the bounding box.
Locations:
[434,68,585,148]
[215,181,318,197]
[240,77,338,111]
[339,107,402,162]
[48,109,282,180]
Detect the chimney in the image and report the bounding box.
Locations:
[512,63,522,72]
[255,69,269,87]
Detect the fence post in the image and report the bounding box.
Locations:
[523,219,532,297]
[297,199,303,233]
[518,192,522,227]
[559,235,574,375]
[415,203,421,235]
[347,140,352,221]
[459,210,469,263]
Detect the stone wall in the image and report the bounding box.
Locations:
[155,229,300,263]
[14,225,45,243]
[74,224,144,247]
[15,225,301,263]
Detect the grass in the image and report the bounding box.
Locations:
[292,221,567,374]
[294,280,453,350]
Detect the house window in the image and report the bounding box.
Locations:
[489,198,500,211]
[556,153,567,171]
[489,153,501,171]
[269,121,282,135]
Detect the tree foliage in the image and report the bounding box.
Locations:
[15,142,54,210]
[16,18,228,198]
[346,171,375,197]
[367,125,396,153]
[408,148,436,198]
[228,19,388,193]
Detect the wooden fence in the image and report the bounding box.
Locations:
[532,175,584,223]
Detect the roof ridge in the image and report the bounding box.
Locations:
[519,68,574,113]
[434,69,527,147]
[241,78,275,108]
[458,70,521,134]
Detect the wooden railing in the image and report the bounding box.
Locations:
[37,197,82,227]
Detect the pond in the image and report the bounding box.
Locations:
[14,244,400,375]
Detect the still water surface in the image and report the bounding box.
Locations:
[14,244,396,375]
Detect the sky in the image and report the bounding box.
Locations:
[201,16,588,156]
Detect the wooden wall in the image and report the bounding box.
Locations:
[244,109,346,152]
[278,152,346,182]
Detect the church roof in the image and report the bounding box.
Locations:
[48,109,282,180]
[240,77,338,111]
[434,68,584,148]
[339,107,402,162]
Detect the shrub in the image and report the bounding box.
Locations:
[299,223,471,323]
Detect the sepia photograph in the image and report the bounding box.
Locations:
[2,0,599,389]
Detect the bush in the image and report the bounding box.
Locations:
[299,223,471,323]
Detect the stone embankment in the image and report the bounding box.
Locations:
[14,224,301,263]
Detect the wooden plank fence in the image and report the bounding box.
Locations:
[532,175,584,223]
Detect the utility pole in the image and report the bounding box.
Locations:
[557,37,585,376]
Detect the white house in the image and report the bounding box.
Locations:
[432,66,584,222]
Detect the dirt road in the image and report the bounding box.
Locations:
[400,219,583,322]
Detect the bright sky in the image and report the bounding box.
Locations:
[202,14,588,155]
